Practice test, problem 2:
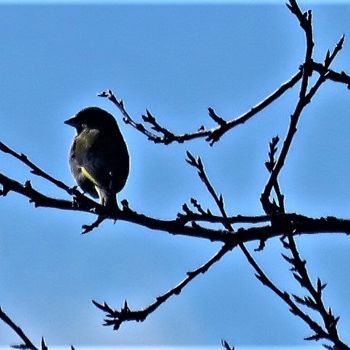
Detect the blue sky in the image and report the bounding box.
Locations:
[1,1,350,349]
[0,0,349,3]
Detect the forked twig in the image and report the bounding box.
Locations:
[261,7,345,212]
[93,243,231,330]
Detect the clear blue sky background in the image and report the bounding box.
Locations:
[1,1,350,348]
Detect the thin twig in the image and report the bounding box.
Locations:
[99,59,350,147]
[93,243,231,330]
[283,236,349,348]
[0,307,38,350]
[261,2,344,213]
[264,132,345,347]
[185,150,335,343]
[98,69,302,146]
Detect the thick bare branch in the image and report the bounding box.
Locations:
[2,167,350,244]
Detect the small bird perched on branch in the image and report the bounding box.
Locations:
[65,106,129,212]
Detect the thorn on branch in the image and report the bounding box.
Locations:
[337,34,345,51]
[304,333,322,342]
[282,253,295,266]
[142,109,176,143]
[208,107,227,126]
[24,180,32,189]
[142,109,156,124]
[265,135,280,173]
[41,337,48,350]
[177,198,216,224]
[221,339,235,350]
[121,199,130,211]
[176,203,192,223]
[185,151,201,169]
[218,194,224,207]
[317,278,327,294]
[98,89,164,143]
[280,235,290,249]
[182,202,191,214]
[92,298,145,331]
[286,1,313,36]
[190,197,206,215]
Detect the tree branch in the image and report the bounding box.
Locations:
[1,0,350,347]
[93,243,231,330]
[261,3,344,213]
[282,237,350,349]
[98,61,350,147]
[2,165,350,244]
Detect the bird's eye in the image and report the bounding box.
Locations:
[82,123,88,129]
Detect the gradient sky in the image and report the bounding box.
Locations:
[1,1,350,349]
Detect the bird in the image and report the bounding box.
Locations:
[65,106,129,212]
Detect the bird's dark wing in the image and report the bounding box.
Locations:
[76,128,129,195]
[68,136,99,198]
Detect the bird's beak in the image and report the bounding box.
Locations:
[64,115,77,127]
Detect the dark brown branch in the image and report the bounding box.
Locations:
[2,169,350,244]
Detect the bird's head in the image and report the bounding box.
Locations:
[64,106,118,133]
